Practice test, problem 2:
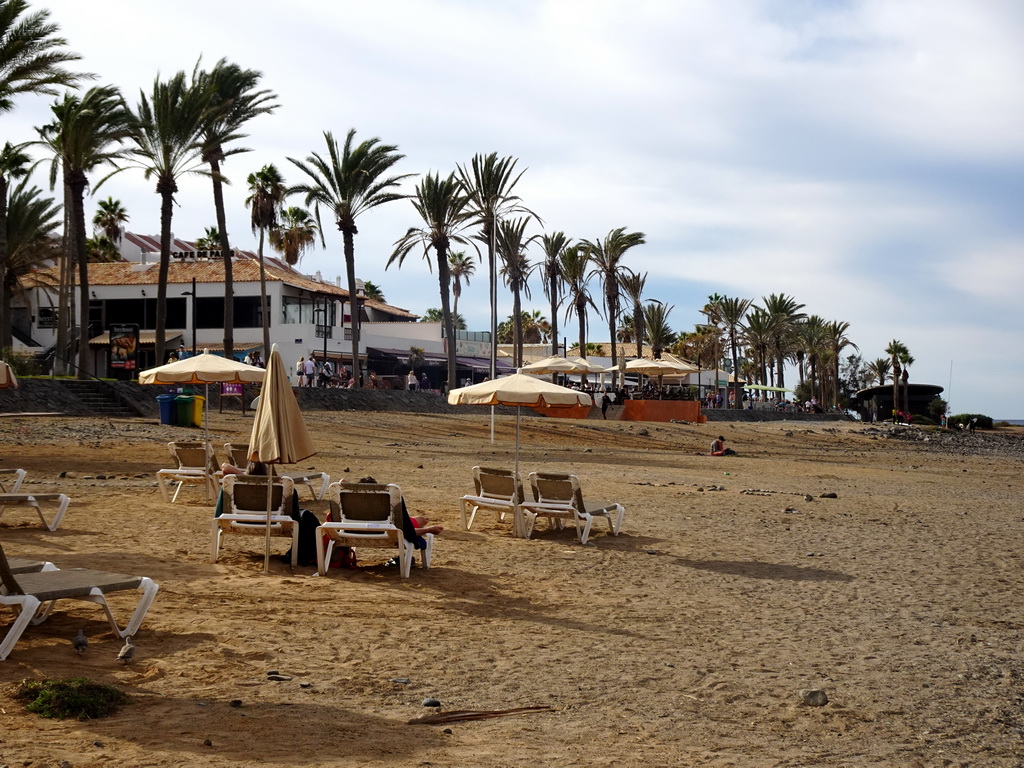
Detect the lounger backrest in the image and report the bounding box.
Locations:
[531,472,584,510]
[223,475,293,515]
[224,443,250,467]
[474,467,523,504]
[329,483,401,525]
[0,541,25,596]
[169,441,216,472]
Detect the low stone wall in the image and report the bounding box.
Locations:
[703,408,850,423]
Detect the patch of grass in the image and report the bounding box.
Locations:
[14,677,130,720]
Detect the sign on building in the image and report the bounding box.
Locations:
[108,323,139,377]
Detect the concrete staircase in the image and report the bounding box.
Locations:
[59,379,133,417]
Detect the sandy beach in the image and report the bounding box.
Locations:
[1,410,1022,767]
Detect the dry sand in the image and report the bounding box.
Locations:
[0,410,1022,767]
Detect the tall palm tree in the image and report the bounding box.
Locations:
[583,228,646,386]
[389,171,472,390]
[194,226,219,250]
[797,316,828,402]
[37,84,133,376]
[0,141,30,348]
[3,176,60,343]
[825,320,858,408]
[456,153,534,376]
[619,270,647,360]
[559,243,597,367]
[420,307,466,329]
[866,357,891,386]
[715,296,751,409]
[539,231,568,357]
[91,196,127,242]
[360,281,385,303]
[269,206,318,266]
[742,306,775,387]
[289,129,410,388]
[643,301,675,359]
[193,58,277,358]
[496,216,537,367]
[900,353,914,416]
[762,293,805,390]
[129,70,210,366]
[0,0,84,350]
[447,250,474,330]
[885,339,909,421]
[0,0,85,113]
[245,164,286,356]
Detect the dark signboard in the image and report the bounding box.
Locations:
[108,323,139,375]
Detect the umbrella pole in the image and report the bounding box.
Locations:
[264,467,274,573]
[514,406,521,537]
[204,382,210,448]
[490,406,495,444]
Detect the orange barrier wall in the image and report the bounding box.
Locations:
[531,404,592,419]
[621,400,705,423]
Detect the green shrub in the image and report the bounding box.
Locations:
[928,396,948,420]
[910,414,935,426]
[0,348,41,376]
[948,413,993,430]
[15,677,130,720]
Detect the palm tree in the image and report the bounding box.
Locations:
[583,228,646,386]
[421,307,466,329]
[559,243,597,366]
[3,177,60,346]
[762,293,805,390]
[268,206,318,266]
[289,129,410,388]
[194,226,220,250]
[85,234,120,262]
[900,353,914,416]
[496,217,537,367]
[521,309,548,343]
[193,58,277,358]
[37,84,133,376]
[0,141,30,348]
[0,0,84,350]
[797,316,828,403]
[456,153,534,377]
[619,270,647,360]
[245,164,286,355]
[742,306,774,387]
[885,339,909,421]
[539,231,568,357]
[866,357,891,386]
[825,320,858,408]
[447,250,474,330]
[715,296,751,409]
[360,281,385,302]
[92,196,127,242]
[643,301,675,359]
[389,171,473,390]
[0,0,85,113]
[129,70,210,366]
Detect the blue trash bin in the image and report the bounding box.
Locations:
[157,394,176,425]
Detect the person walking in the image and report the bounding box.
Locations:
[303,356,316,387]
[295,356,305,386]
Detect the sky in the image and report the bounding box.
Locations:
[8,0,1024,418]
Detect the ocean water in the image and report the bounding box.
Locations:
[998,419,1024,425]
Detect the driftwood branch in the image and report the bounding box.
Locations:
[407,705,554,725]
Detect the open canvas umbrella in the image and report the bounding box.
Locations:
[248,344,316,572]
[139,351,265,445]
[447,371,592,481]
[0,362,18,389]
[519,355,584,375]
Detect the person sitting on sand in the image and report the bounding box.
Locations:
[710,436,736,456]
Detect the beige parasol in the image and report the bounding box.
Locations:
[448,372,592,507]
[0,362,18,389]
[519,355,590,375]
[248,344,317,572]
[139,351,265,445]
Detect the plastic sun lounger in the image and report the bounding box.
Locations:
[0,469,26,493]
[0,493,71,531]
[519,472,625,545]
[211,475,298,566]
[0,542,159,661]
[459,466,525,535]
[317,482,432,578]
[221,444,330,502]
[157,441,218,503]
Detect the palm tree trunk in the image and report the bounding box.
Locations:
[70,172,91,378]
[0,173,9,350]
[155,187,174,367]
[607,292,618,389]
[548,274,559,357]
[487,219,497,379]
[437,247,456,391]
[634,307,644,362]
[343,228,361,388]
[731,332,742,410]
[210,157,235,358]
[257,228,271,356]
[512,288,523,367]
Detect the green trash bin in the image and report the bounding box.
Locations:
[191,395,205,428]
[174,395,195,427]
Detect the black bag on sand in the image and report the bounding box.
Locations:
[282,509,321,566]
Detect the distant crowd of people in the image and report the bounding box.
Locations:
[292,355,435,392]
